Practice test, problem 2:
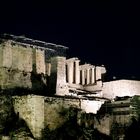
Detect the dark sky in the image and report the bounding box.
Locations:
[0,0,140,80]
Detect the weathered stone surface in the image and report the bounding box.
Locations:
[13,95,44,139]
[44,97,80,130]
[0,95,34,140]
[36,49,46,74]
[0,68,32,89]
[102,80,140,99]
[0,40,47,91]
[81,100,105,114]
[1,41,33,72]
[50,57,68,96]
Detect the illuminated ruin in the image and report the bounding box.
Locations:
[0,34,140,139]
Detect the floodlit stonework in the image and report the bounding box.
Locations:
[0,34,140,139]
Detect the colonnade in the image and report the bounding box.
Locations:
[66,58,80,84]
[66,58,106,85]
[80,64,95,85]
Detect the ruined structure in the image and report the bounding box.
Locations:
[0,34,140,140]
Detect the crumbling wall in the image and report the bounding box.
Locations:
[13,96,81,138]
[44,97,105,131]
[11,95,136,139]
[44,97,80,130]
[13,95,44,139]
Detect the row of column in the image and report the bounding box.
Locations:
[80,65,106,85]
[80,66,95,85]
[66,58,106,85]
[66,58,80,84]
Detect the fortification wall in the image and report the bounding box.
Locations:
[12,95,105,138]
[12,96,80,138]
[0,41,33,72]
[102,80,140,99]
[0,40,46,90]
[13,95,44,139]
[0,67,32,89]
[12,95,134,139]
[44,97,80,130]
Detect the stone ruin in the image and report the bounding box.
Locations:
[1,34,140,139]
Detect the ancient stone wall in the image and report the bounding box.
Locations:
[50,57,68,95]
[0,68,32,89]
[12,95,136,139]
[13,96,80,138]
[13,95,44,139]
[0,40,46,90]
[102,80,140,99]
[81,100,105,114]
[35,49,45,74]
[44,97,80,130]
[44,96,106,131]
[2,41,12,68]
[1,41,33,72]
[13,95,104,134]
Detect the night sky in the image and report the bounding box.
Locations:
[0,0,140,80]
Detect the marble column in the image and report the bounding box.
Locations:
[91,67,95,84]
[96,66,102,81]
[67,61,74,84]
[86,68,90,84]
[75,60,80,84]
[81,69,85,85]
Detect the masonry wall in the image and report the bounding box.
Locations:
[13,95,44,139]
[0,68,32,89]
[12,95,135,139]
[1,41,33,71]
[50,57,68,95]
[81,100,105,114]
[0,40,46,90]
[44,97,80,130]
[13,96,81,137]
[36,49,46,74]
[102,80,140,99]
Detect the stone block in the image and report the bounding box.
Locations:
[36,49,45,74]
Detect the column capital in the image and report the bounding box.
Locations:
[79,64,95,70]
[66,57,79,63]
